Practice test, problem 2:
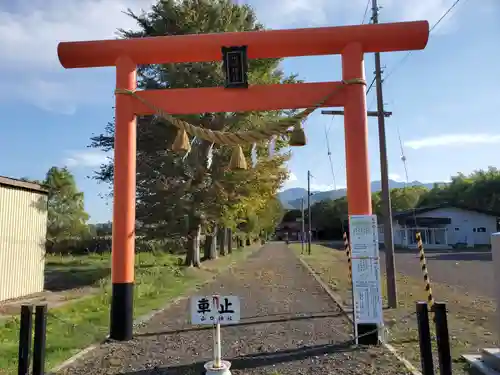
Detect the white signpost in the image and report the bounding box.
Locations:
[348,214,384,344]
[190,295,240,375]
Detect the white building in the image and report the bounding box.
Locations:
[378,204,500,249]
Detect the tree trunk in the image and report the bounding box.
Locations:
[208,225,218,260]
[218,227,227,256]
[226,228,233,254]
[185,224,201,267]
[246,237,251,246]
[203,235,211,260]
[236,236,242,249]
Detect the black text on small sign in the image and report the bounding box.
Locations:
[190,295,241,325]
[222,46,248,89]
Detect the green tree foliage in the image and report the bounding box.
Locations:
[89,0,294,265]
[44,167,90,248]
[301,167,500,238]
[419,167,500,211]
[372,186,429,215]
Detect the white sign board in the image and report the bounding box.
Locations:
[349,215,383,326]
[190,295,240,325]
[351,258,383,324]
[348,214,378,258]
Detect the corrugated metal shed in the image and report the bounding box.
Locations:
[0,176,49,302]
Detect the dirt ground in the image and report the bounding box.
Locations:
[297,244,498,375]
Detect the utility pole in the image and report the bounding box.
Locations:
[301,198,305,254]
[307,171,312,255]
[372,0,398,308]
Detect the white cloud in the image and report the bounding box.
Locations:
[0,0,468,72]
[0,0,155,71]
[0,0,471,113]
[311,183,345,191]
[388,173,405,182]
[253,0,465,30]
[404,134,500,150]
[0,0,154,113]
[64,150,111,168]
[280,171,300,191]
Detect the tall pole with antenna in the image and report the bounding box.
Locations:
[301,198,305,254]
[372,0,398,308]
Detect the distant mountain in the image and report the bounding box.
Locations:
[277,187,322,209]
[277,188,308,203]
[279,180,445,210]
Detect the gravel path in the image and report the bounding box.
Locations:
[57,243,408,375]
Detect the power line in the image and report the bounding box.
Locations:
[361,0,371,24]
[371,0,468,174]
[323,123,338,191]
[366,75,377,96]
[384,0,466,83]
[429,0,465,33]
[324,0,463,202]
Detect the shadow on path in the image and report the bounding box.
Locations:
[119,341,358,375]
[134,311,347,338]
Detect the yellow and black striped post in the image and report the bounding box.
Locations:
[343,232,352,284]
[416,232,435,310]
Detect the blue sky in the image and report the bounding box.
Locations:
[0,0,498,223]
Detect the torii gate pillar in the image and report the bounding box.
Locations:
[58,20,429,341]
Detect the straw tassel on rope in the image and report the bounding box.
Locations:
[114,79,365,169]
[229,145,247,170]
[114,79,364,147]
[289,122,306,147]
[172,128,191,153]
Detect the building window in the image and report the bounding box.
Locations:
[477,227,486,233]
[473,228,476,232]
[454,227,460,231]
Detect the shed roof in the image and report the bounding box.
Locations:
[393,203,500,219]
[0,176,49,195]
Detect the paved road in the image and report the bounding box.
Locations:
[324,241,494,298]
[379,249,494,298]
[57,243,407,375]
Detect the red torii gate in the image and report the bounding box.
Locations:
[58,20,429,341]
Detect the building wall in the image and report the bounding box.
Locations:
[379,207,498,247]
[0,185,48,301]
[415,207,497,246]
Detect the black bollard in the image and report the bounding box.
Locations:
[434,302,452,375]
[18,305,33,375]
[416,302,435,375]
[33,305,47,375]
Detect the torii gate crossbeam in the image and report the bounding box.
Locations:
[57,20,429,341]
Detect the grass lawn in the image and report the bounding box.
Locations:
[0,244,262,374]
[291,244,497,375]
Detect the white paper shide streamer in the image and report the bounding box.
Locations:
[251,143,257,168]
[182,137,198,161]
[268,136,276,159]
[207,142,214,169]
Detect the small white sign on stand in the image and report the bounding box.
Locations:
[348,214,384,344]
[190,295,240,375]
